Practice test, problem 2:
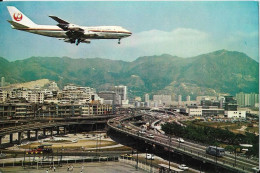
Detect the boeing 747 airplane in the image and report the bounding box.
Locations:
[7,6,132,45]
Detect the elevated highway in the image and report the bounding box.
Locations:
[108,114,258,173]
[0,115,118,147]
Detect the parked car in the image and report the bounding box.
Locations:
[178,164,189,170]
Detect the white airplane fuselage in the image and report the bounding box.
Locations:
[16,25,132,39]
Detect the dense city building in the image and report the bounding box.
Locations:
[236,92,259,107]
[97,91,121,105]
[1,77,5,87]
[0,82,113,118]
[224,96,246,118]
[145,94,149,102]
[187,106,224,117]
[153,95,172,106]
[113,85,129,105]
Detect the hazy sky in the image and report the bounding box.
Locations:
[0,1,259,62]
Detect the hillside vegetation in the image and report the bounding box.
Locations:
[0,50,258,99]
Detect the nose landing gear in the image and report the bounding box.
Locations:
[118,39,121,44]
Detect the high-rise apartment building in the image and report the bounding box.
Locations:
[236,92,259,107]
[145,94,149,102]
[114,85,128,105]
[1,77,5,87]
[178,95,182,102]
[153,95,171,106]
[186,95,190,102]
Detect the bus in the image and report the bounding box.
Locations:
[206,146,225,157]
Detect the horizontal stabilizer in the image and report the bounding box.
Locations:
[7,20,30,29]
[49,16,69,24]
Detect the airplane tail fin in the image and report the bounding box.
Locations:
[7,6,37,28]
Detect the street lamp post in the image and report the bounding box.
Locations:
[168,135,171,173]
[200,160,206,173]
[150,154,152,173]
[146,148,148,165]
[136,134,139,170]
[234,146,237,167]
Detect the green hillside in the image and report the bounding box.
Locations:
[0,50,258,99]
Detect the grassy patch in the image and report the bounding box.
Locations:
[20,140,117,150]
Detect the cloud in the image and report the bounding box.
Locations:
[106,28,215,60]
[219,31,259,61]
[3,27,257,62]
[98,28,258,61]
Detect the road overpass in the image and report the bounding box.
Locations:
[107,114,258,173]
[0,115,118,147]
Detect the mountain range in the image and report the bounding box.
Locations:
[0,49,258,100]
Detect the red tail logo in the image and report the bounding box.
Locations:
[13,13,23,21]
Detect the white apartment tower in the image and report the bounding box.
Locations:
[145,94,150,102]
[178,95,182,102]
[186,95,191,101]
[1,77,5,87]
[114,85,128,105]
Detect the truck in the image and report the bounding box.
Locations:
[206,146,225,157]
[26,144,53,154]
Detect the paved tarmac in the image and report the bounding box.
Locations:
[0,161,147,173]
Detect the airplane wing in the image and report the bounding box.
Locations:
[49,15,84,32]
[49,15,87,45]
[49,16,69,24]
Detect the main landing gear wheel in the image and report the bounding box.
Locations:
[76,39,80,46]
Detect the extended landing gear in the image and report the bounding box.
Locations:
[76,39,81,46]
[118,39,121,44]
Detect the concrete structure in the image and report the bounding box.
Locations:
[178,95,182,102]
[135,97,142,102]
[223,96,247,119]
[49,81,59,91]
[187,106,224,116]
[0,89,7,103]
[0,103,33,118]
[28,91,44,103]
[81,103,112,116]
[114,85,129,105]
[145,94,149,102]
[225,110,246,118]
[98,91,121,106]
[153,95,171,106]
[236,92,259,107]
[187,106,202,116]
[134,101,141,108]
[0,82,114,117]
[224,96,238,111]
[1,77,5,87]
